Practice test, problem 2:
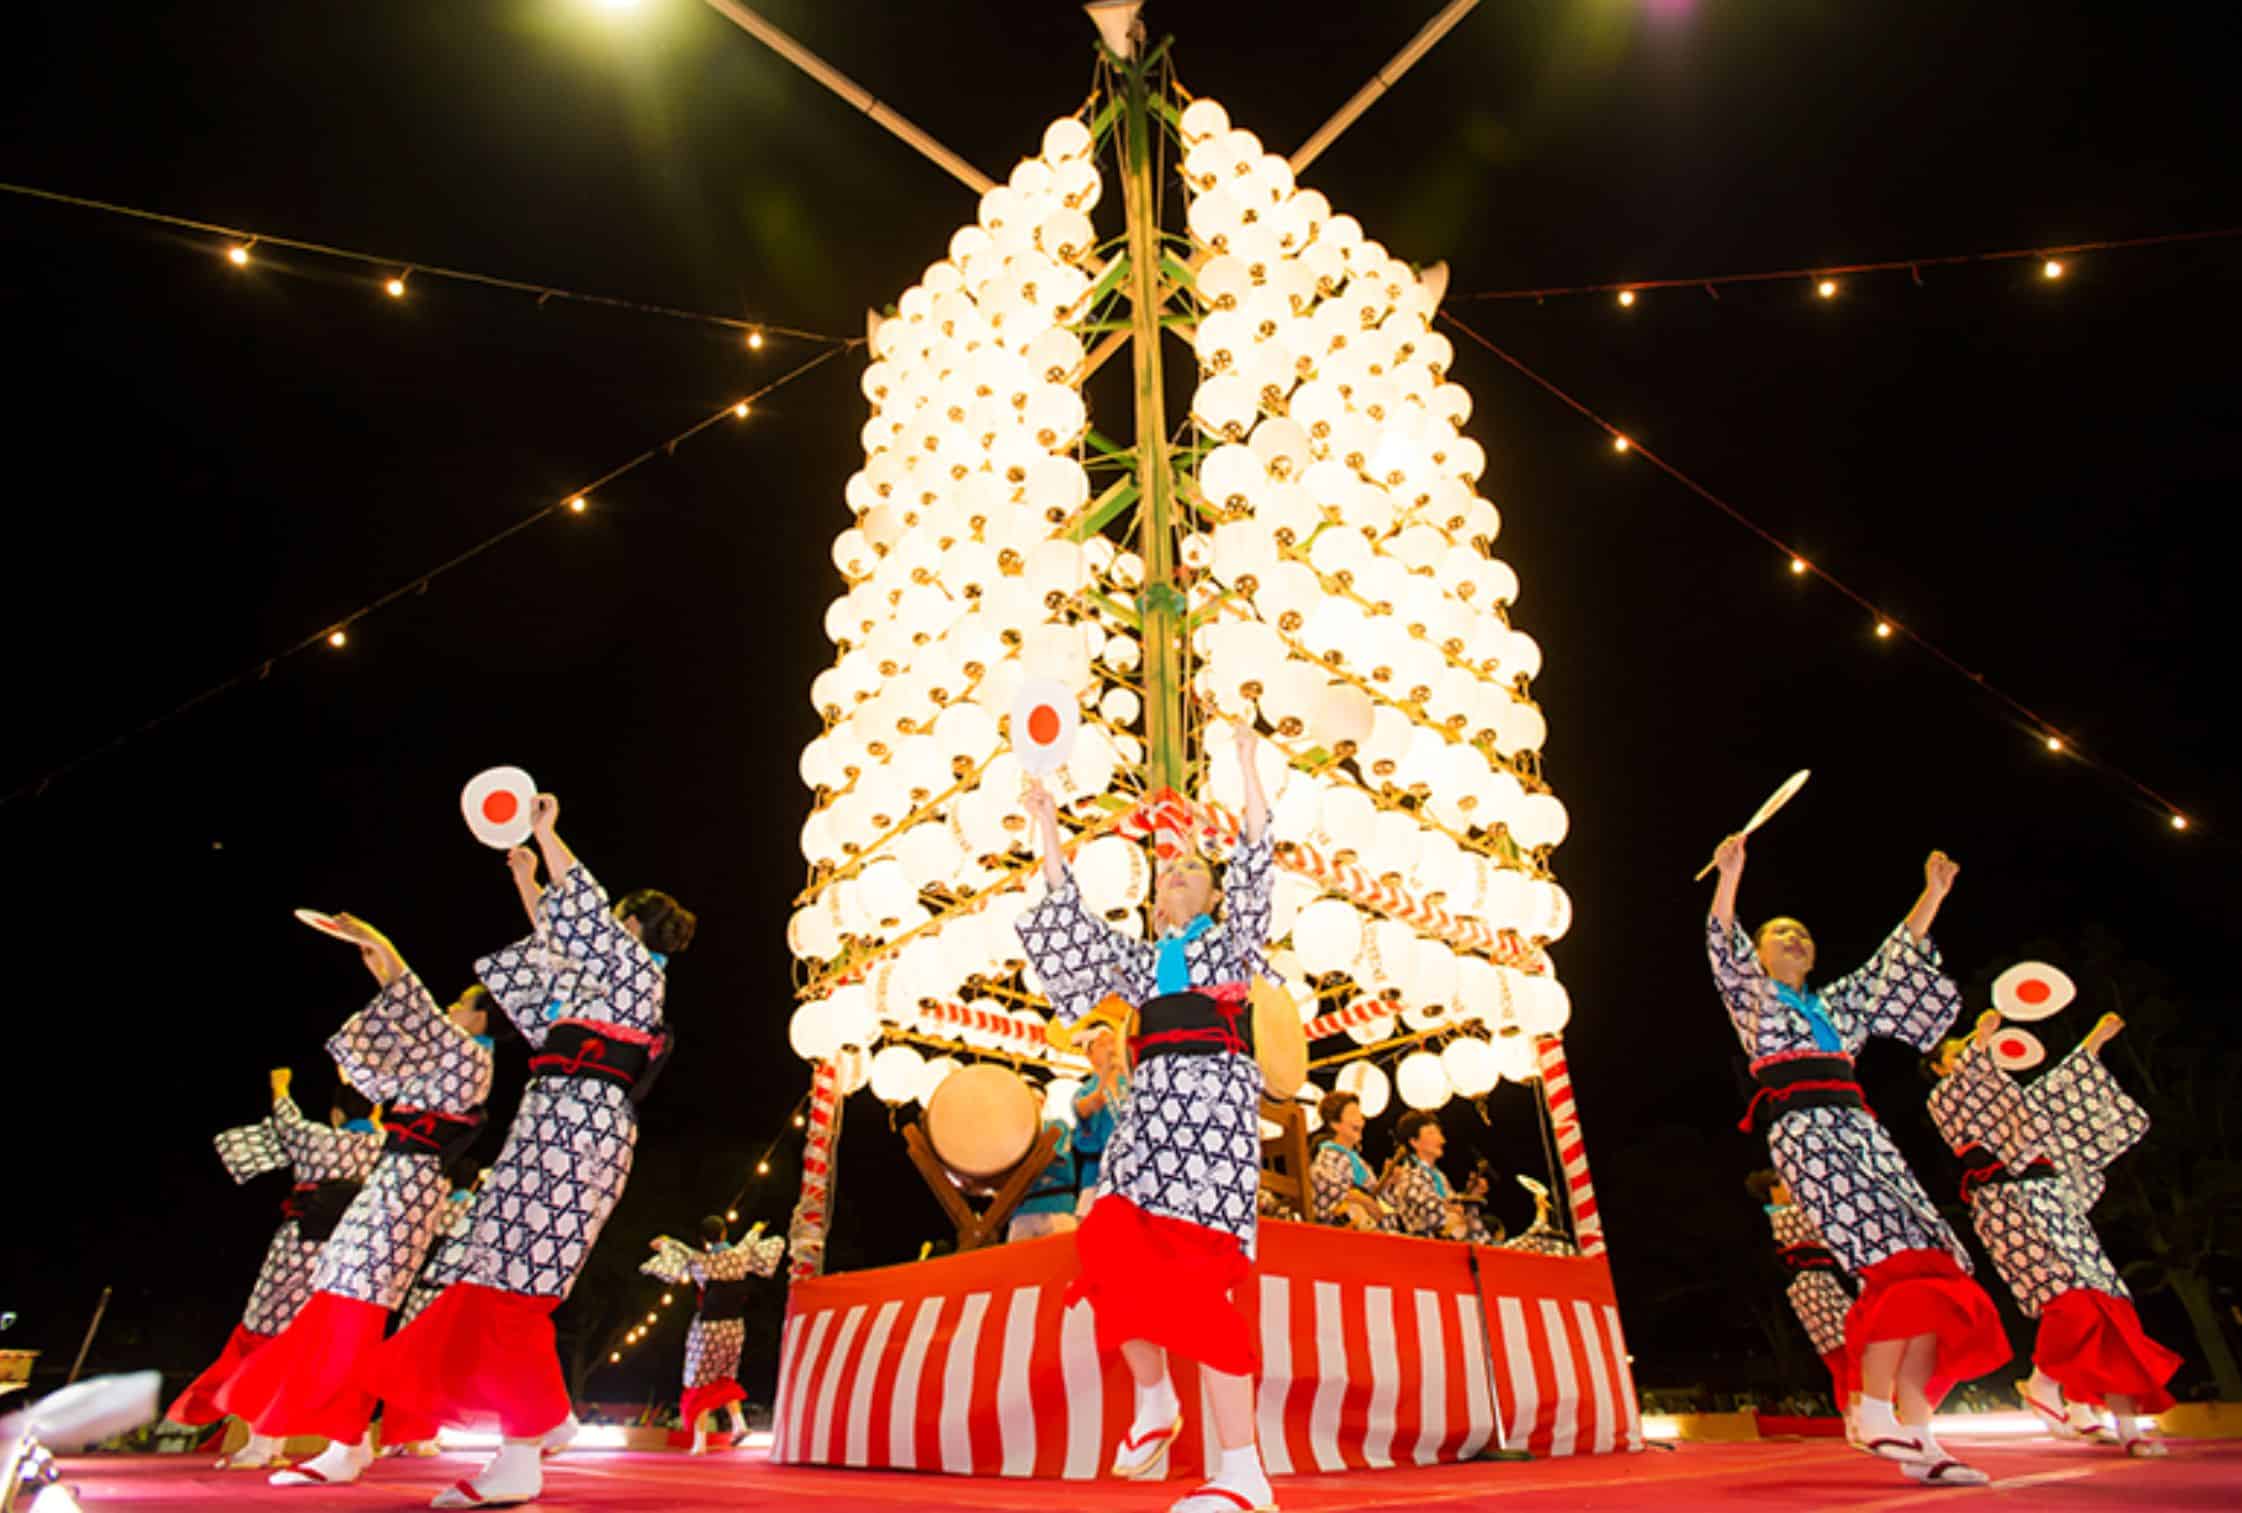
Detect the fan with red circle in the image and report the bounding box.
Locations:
[1989,1025,2047,1071]
[460,766,537,849]
[1009,679,1079,777]
[1991,961,2075,1022]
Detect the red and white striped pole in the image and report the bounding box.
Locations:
[1534,1034,1604,1256]
[786,1058,845,1283]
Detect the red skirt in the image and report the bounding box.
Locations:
[166,1323,272,1427]
[361,1282,570,1439]
[1819,1346,1859,1402]
[1067,1195,1256,1376]
[682,1378,747,1428]
[1845,1249,2010,1391]
[211,1291,386,1442]
[2035,1288,2180,1413]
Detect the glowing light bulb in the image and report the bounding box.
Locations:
[646,1312,657,1324]
[792,1113,805,1128]
[1874,621,1892,639]
[757,1160,771,1175]
[1789,557,1807,575]
[1816,279,1838,299]
[2045,735,2063,752]
[734,401,750,419]
[327,629,347,648]
[567,496,587,513]
[385,276,406,298]
[662,1292,674,1305]
[2170,814,2188,831]
[1611,435,1630,453]
[1617,289,1636,308]
[227,244,250,267]
[2043,259,2064,280]
[726,1208,739,1222]
[747,328,766,351]
[610,1352,621,1363]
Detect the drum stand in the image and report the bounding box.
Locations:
[902,1122,1067,1254]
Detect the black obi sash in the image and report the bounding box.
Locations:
[1957,1146,2056,1206]
[1129,989,1253,1064]
[528,1020,674,1106]
[698,1276,753,1322]
[284,1179,364,1243]
[1738,1055,1870,1135]
[1776,1242,1843,1279]
[382,1106,487,1163]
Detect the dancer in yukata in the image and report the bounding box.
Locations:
[1746,1169,1859,1439]
[1706,834,2007,1487]
[169,1067,382,1469]
[1016,721,1277,1513]
[1927,1009,2178,1456]
[368,791,695,1509]
[643,1219,787,1454]
[213,920,495,1490]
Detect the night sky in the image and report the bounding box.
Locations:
[3,1,2234,1414]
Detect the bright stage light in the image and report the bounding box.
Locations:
[757,1159,772,1174]
[2045,735,2063,752]
[2170,813,2189,831]
[1611,435,1630,453]
[1789,557,1807,575]
[385,276,406,298]
[327,629,347,648]
[1874,621,1892,639]
[2043,259,2064,279]
[567,496,587,513]
[747,328,766,351]
[227,244,251,267]
[1617,289,1636,308]
[726,1208,739,1221]
[1816,278,1837,299]
[734,401,750,418]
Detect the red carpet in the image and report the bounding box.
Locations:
[57,1439,2240,1511]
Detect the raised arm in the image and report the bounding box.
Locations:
[1024,776,1067,888]
[1902,850,1959,943]
[1708,833,1747,932]
[1234,722,1269,845]
[506,847,544,929]
[530,792,578,886]
[327,913,408,988]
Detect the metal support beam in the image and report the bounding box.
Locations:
[1290,0,1480,173]
[701,0,997,195]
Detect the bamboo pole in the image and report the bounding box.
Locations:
[63,1286,111,1387]
[699,1,996,195]
[1290,0,1481,174]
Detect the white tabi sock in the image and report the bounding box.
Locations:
[274,1433,371,1486]
[2112,1413,2141,1441]
[1854,1396,1920,1455]
[240,1432,284,1462]
[1132,1377,1179,1438]
[726,1403,748,1435]
[2028,1366,2064,1405]
[1212,1444,1272,1503]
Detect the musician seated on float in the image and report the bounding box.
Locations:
[1069,1025,1128,1219]
[1309,1091,1393,1230]
[1382,1111,1499,1243]
[1008,1118,1083,1243]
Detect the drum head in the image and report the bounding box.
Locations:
[924,1063,1039,1180]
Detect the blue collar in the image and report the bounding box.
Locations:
[1319,1139,1374,1188]
[1407,1153,1453,1198]
[1155,913,1214,994]
[471,1033,495,1049]
[342,1118,377,1134]
[1773,981,1842,1053]
[649,951,669,969]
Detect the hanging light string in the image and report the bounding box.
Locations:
[1453,225,2242,304]
[1439,309,2192,833]
[0,342,850,812]
[602,1090,813,1369]
[0,180,846,346]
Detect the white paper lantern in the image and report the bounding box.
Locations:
[869,1044,925,1105]
[1441,1035,1500,1098]
[1290,898,1364,977]
[788,1001,839,1063]
[1336,1059,1390,1119]
[827,983,879,1050]
[1396,1051,1452,1111]
[916,1055,961,1106]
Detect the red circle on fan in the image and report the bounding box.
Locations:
[1010,678,1079,777]
[1992,961,2075,1021]
[1990,1026,2047,1071]
[461,766,537,849]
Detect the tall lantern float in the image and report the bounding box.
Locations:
[782,22,1608,1307]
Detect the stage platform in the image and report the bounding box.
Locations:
[53,1438,2242,1512]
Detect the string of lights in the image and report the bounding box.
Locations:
[0,342,849,812]
[0,179,847,347]
[1452,225,2242,305]
[1439,309,2193,834]
[600,1090,813,1369]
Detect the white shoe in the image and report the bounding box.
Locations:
[270,1437,371,1487]
[540,1413,580,1458]
[432,1443,542,1507]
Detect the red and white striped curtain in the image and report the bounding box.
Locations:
[771,1219,1640,1479]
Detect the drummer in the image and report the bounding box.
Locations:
[1017,721,1276,1513]
[1009,1118,1083,1242]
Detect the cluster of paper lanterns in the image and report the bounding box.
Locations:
[787,100,1576,1122]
